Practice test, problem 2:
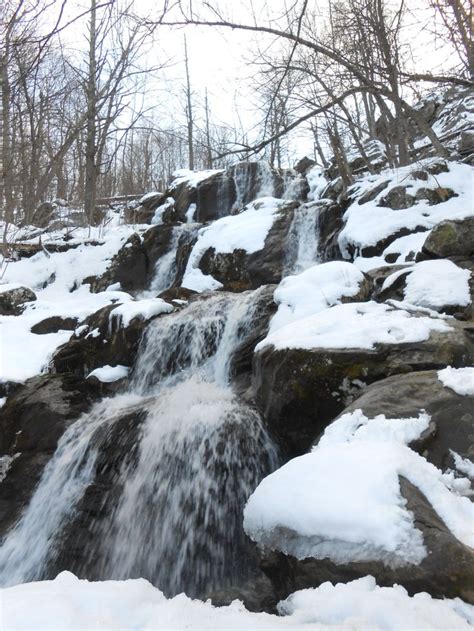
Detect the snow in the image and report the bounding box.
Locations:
[170,168,223,190]
[383,260,471,310]
[87,365,129,382]
[244,409,474,566]
[109,298,173,328]
[2,571,473,631]
[257,300,450,351]
[338,160,474,258]
[182,197,283,292]
[257,262,365,350]
[451,450,474,479]
[438,366,474,395]
[139,191,161,204]
[382,231,430,264]
[0,225,137,383]
[306,166,327,201]
[151,197,174,225]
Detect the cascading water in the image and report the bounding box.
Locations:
[284,203,321,274]
[0,289,279,597]
[140,224,199,298]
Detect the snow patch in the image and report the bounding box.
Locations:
[438,366,474,395]
[87,365,129,383]
[110,299,173,328]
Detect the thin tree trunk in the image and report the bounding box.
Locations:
[84,0,98,223]
[184,35,194,170]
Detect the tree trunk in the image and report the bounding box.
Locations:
[84,0,98,224]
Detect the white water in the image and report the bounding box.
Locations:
[0,290,278,596]
[285,203,321,274]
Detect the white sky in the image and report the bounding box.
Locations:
[54,0,459,165]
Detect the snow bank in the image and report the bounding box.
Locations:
[257,262,365,350]
[182,197,284,292]
[438,366,474,395]
[383,260,471,310]
[258,301,450,351]
[2,571,473,630]
[244,409,473,566]
[110,298,173,328]
[87,365,129,383]
[0,226,137,383]
[338,160,474,258]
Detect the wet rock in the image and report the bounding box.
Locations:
[316,200,347,261]
[253,322,474,457]
[207,573,278,613]
[0,374,100,538]
[458,130,474,155]
[31,316,78,334]
[0,286,37,315]
[196,172,237,222]
[420,217,474,259]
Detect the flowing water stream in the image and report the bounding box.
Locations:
[0,290,278,596]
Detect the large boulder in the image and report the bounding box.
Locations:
[198,202,298,292]
[0,286,36,315]
[253,314,474,456]
[252,370,474,604]
[0,374,100,538]
[420,217,474,259]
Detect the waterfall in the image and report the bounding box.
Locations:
[284,203,321,275]
[140,224,198,298]
[0,290,278,596]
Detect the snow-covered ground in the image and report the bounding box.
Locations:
[0,225,138,383]
[2,571,473,630]
[338,159,474,265]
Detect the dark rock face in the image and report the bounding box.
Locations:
[0,374,99,538]
[31,316,78,334]
[260,476,474,604]
[52,303,153,377]
[199,204,298,292]
[196,172,237,222]
[253,324,474,457]
[379,185,416,210]
[0,286,37,315]
[85,233,148,293]
[421,217,474,259]
[316,200,347,261]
